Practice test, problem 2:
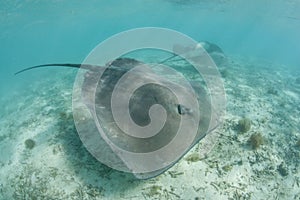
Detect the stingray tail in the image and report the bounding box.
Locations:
[14,63,97,75]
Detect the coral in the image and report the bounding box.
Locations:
[238,118,251,133]
[248,133,264,150]
[24,139,35,150]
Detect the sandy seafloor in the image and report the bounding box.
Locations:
[0,54,299,200]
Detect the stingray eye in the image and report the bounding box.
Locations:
[177,104,183,115]
[177,104,192,115]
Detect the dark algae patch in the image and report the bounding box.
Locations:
[185,152,201,163]
[25,139,35,150]
[296,138,300,148]
[238,118,251,133]
[277,162,289,176]
[222,164,233,172]
[248,132,264,150]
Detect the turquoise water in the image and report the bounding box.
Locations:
[0,0,300,199]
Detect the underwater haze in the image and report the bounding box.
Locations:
[0,0,300,199]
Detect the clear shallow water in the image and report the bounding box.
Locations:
[0,0,300,199]
[1,1,299,76]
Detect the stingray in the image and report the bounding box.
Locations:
[15,57,219,179]
[159,41,226,66]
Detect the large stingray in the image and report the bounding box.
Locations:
[15,54,220,179]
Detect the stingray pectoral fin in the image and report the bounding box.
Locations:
[14,63,98,75]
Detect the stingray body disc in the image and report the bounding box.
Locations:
[72,28,226,179]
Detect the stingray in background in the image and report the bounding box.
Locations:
[15,42,223,179]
